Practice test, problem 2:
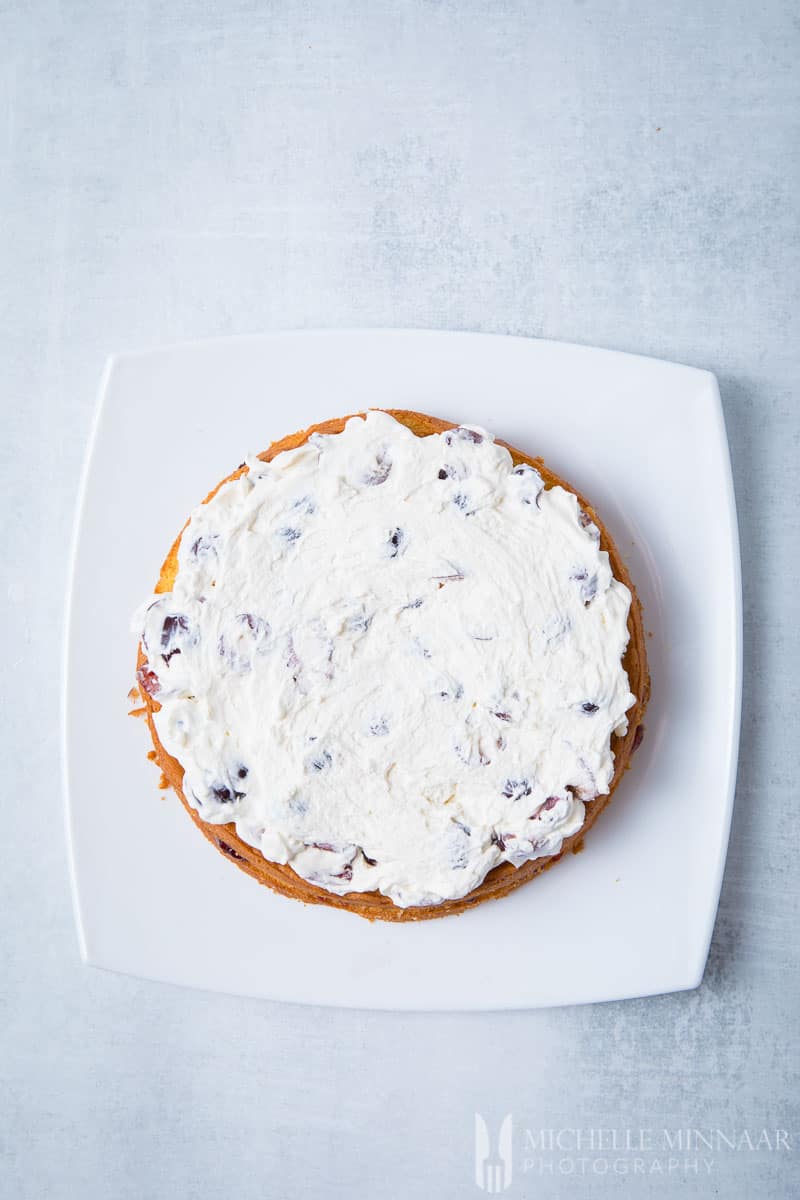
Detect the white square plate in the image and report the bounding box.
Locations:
[64,330,741,1010]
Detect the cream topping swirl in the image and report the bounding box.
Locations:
[135,411,635,907]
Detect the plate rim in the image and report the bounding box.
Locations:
[96,325,719,385]
[685,377,743,987]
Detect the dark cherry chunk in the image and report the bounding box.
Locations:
[208,763,249,805]
[136,664,161,697]
[502,778,532,801]
[160,613,195,665]
[448,821,471,869]
[278,526,302,542]
[570,567,598,606]
[211,785,237,803]
[512,463,544,506]
[581,575,599,605]
[190,533,219,559]
[444,426,484,445]
[308,750,333,772]
[581,702,599,714]
[217,779,246,803]
[218,613,271,672]
[239,613,270,640]
[579,508,601,542]
[286,640,302,685]
[161,613,188,647]
[455,739,490,767]
[436,462,467,481]
[363,451,392,486]
[288,792,309,816]
[492,830,521,853]
[217,840,245,862]
[307,847,355,884]
[361,850,378,867]
[387,527,405,557]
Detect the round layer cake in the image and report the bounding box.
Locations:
[134,409,649,920]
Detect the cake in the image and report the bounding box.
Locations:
[133,409,649,921]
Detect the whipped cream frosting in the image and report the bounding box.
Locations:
[135,411,636,908]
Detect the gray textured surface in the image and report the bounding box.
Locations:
[2,2,798,1197]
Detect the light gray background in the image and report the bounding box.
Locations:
[2,2,798,1198]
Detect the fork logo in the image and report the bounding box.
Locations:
[474,1113,513,1192]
